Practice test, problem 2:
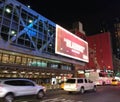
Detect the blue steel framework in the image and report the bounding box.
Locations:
[0,0,85,82]
[0,0,55,53]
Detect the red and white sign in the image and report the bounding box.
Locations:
[55,25,89,62]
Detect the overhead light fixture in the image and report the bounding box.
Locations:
[5,8,11,13]
[27,5,31,8]
[29,19,33,23]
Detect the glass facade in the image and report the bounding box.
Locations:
[0,50,72,69]
[0,49,74,85]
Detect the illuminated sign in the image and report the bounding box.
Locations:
[55,25,89,62]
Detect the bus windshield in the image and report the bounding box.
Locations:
[99,72,113,77]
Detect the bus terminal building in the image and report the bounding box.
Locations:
[0,0,88,84]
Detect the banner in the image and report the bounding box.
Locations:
[55,25,89,62]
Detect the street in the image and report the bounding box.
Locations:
[13,85,120,102]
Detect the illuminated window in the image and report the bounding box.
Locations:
[50,63,58,69]
[32,59,37,66]
[22,57,27,65]
[41,61,47,67]
[27,58,33,66]
[0,53,2,62]
[9,55,15,63]
[61,65,71,70]
[16,56,21,64]
[36,60,41,67]
[2,54,9,63]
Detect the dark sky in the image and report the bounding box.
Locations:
[17,0,120,35]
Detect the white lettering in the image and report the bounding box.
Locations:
[64,38,85,53]
[83,55,88,59]
[64,38,71,48]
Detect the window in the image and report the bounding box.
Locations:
[27,58,33,66]
[85,79,87,83]
[5,80,35,86]
[2,54,9,63]
[0,53,2,62]
[15,56,21,64]
[5,80,20,86]
[21,57,27,65]
[66,79,75,83]
[18,80,35,86]
[50,63,58,69]
[78,79,83,83]
[32,59,37,66]
[41,61,47,67]
[9,55,15,63]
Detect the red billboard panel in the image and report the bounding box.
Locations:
[86,32,113,70]
[55,25,89,62]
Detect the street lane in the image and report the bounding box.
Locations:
[14,85,120,102]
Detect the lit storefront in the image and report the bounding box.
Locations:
[0,49,74,84]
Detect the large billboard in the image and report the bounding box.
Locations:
[55,25,89,62]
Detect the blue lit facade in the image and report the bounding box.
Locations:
[0,0,85,83]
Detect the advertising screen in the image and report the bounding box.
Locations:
[55,25,89,62]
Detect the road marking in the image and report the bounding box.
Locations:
[15,98,83,102]
[41,98,83,102]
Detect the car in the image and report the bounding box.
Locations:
[111,79,119,85]
[59,81,65,89]
[0,78,46,102]
[63,78,97,94]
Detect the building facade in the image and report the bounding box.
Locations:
[100,19,120,76]
[86,32,113,72]
[0,0,87,84]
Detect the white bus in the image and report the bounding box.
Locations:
[87,71,113,85]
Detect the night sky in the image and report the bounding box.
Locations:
[17,0,120,36]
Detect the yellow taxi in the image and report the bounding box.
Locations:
[60,81,65,89]
[111,79,119,85]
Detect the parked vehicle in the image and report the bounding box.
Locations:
[0,78,46,102]
[63,78,96,94]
